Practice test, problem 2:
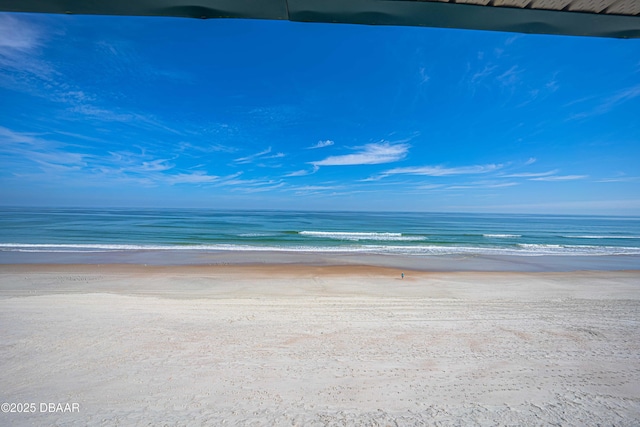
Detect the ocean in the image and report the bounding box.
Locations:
[1,208,640,270]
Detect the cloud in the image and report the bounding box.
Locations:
[525,157,537,166]
[292,185,342,194]
[176,141,236,155]
[166,171,218,184]
[0,14,42,53]
[0,14,59,92]
[415,184,445,190]
[140,159,174,172]
[234,147,285,165]
[546,79,559,93]
[530,175,588,181]
[67,105,183,135]
[502,169,558,178]
[311,142,409,166]
[419,67,430,84]
[2,126,236,189]
[70,105,138,122]
[230,181,285,193]
[381,163,502,177]
[496,65,521,87]
[448,181,518,190]
[570,84,640,120]
[470,65,497,85]
[597,176,640,183]
[284,170,310,177]
[0,126,40,145]
[0,126,92,174]
[235,147,273,164]
[284,165,319,177]
[603,84,640,109]
[214,173,285,193]
[307,140,334,149]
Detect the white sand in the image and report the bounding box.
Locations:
[1,264,639,425]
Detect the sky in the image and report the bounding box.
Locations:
[1,12,639,214]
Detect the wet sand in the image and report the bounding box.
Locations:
[1,264,639,425]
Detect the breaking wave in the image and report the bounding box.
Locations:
[298,231,426,242]
[2,242,639,256]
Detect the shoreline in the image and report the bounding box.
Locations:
[2,249,640,272]
[1,263,638,301]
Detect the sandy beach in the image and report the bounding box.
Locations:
[1,264,639,425]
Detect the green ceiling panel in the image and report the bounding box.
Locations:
[0,0,638,38]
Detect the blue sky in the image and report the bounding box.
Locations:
[1,12,639,214]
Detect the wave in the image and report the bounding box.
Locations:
[563,235,640,239]
[298,231,426,241]
[2,242,640,256]
[516,244,640,255]
[483,234,521,238]
[0,243,188,251]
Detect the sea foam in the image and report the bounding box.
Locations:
[298,231,426,241]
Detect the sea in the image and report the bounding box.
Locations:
[1,207,639,271]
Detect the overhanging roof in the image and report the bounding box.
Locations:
[1,0,639,38]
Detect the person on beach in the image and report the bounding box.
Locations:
[401,272,404,279]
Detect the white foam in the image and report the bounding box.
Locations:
[0,243,198,251]
[483,234,521,238]
[1,242,639,256]
[298,231,425,241]
[516,243,640,255]
[563,235,640,239]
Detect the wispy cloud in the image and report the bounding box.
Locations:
[0,126,91,173]
[546,78,559,93]
[307,140,334,149]
[166,171,218,184]
[311,142,409,167]
[0,13,42,53]
[70,105,138,123]
[0,126,234,188]
[596,176,640,183]
[496,65,521,87]
[0,126,40,145]
[176,141,236,155]
[284,170,310,177]
[0,14,186,140]
[66,105,183,135]
[284,165,319,177]
[525,157,537,166]
[139,159,174,172]
[380,163,502,178]
[235,147,274,164]
[530,175,588,181]
[93,39,192,84]
[470,65,497,85]
[291,184,342,195]
[419,67,430,84]
[212,173,286,194]
[229,181,285,193]
[0,14,57,90]
[448,181,518,190]
[415,184,445,190]
[502,169,558,178]
[570,84,640,120]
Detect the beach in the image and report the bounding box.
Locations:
[1,263,639,425]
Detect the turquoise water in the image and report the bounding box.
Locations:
[1,207,640,257]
